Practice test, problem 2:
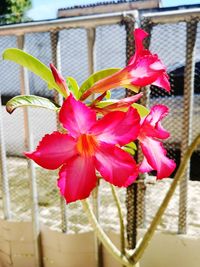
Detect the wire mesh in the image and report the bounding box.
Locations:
[95,24,126,99]
[0,24,128,233]
[140,18,200,235]
[0,35,32,221]
[0,12,200,239]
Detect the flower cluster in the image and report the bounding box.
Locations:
[5,28,176,203]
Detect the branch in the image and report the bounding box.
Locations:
[82,199,136,267]
[110,185,126,258]
[130,133,200,264]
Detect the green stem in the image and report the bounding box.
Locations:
[110,185,126,257]
[130,134,200,264]
[82,199,135,267]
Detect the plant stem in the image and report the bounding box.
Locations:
[130,133,200,264]
[82,199,135,267]
[110,185,126,257]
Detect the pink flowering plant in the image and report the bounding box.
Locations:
[5,28,198,267]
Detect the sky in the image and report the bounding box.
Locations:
[27,0,200,20]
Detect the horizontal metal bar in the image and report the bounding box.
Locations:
[143,8,200,24]
[0,10,138,36]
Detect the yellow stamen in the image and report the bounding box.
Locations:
[76,134,98,157]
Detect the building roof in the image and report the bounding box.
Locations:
[57,0,160,18]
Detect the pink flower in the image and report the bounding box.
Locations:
[25,94,140,203]
[50,63,69,97]
[80,29,170,101]
[91,92,143,115]
[138,105,176,179]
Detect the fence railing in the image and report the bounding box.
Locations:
[0,7,200,267]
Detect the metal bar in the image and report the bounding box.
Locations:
[50,31,68,233]
[0,95,11,220]
[17,35,43,267]
[0,8,200,37]
[143,8,200,24]
[0,11,138,36]
[178,21,197,234]
[87,28,96,101]
[87,28,96,78]
[0,7,200,37]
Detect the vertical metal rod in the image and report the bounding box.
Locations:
[87,28,96,101]
[17,35,43,267]
[50,31,68,233]
[87,27,102,267]
[179,21,197,234]
[0,95,11,220]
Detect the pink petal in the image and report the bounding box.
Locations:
[134,28,149,53]
[128,28,150,65]
[152,73,171,92]
[57,156,97,203]
[140,137,176,179]
[94,93,143,115]
[128,55,164,87]
[95,142,138,187]
[50,63,69,97]
[91,107,140,146]
[147,104,169,125]
[142,105,170,139]
[80,28,170,101]
[25,132,77,170]
[59,94,97,138]
[139,157,154,173]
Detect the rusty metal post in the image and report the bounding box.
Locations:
[179,20,197,234]
[123,13,153,249]
[50,30,68,233]
[135,18,153,229]
[0,95,11,220]
[123,13,142,250]
[17,35,43,267]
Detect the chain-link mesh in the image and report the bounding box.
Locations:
[0,23,128,234]
[140,17,200,235]
[95,24,126,99]
[0,12,200,240]
[0,35,33,221]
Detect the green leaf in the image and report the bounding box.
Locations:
[123,146,136,156]
[123,142,137,156]
[79,68,121,98]
[6,95,59,114]
[105,90,111,100]
[95,99,117,108]
[132,103,149,117]
[66,77,79,99]
[2,48,63,95]
[125,142,137,150]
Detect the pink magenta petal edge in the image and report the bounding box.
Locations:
[25,131,77,170]
[58,156,97,203]
[95,142,138,187]
[92,107,140,146]
[140,137,176,179]
[59,94,97,138]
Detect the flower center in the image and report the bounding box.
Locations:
[76,134,98,157]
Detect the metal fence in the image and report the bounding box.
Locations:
[0,7,200,266]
